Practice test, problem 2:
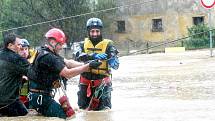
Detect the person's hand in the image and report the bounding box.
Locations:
[93,53,107,60]
[89,60,102,69]
[108,57,119,70]
[21,76,28,83]
[77,53,90,62]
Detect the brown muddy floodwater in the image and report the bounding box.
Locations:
[1,49,215,121]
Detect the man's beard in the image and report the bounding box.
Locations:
[89,35,103,46]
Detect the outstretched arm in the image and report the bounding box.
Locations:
[60,60,102,79]
[60,64,89,79]
[64,58,84,68]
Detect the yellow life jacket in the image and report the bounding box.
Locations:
[20,77,28,96]
[28,49,38,64]
[84,38,112,76]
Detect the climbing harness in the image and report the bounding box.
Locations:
[87,78,108,110]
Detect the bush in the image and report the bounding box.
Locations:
[185,24,213,49]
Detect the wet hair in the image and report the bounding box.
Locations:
[3,33,17,48]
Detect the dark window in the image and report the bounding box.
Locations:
[152,19,163,32]
[117,21,125,33]
[193,16,204,25]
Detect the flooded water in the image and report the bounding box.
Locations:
[1,49,215,121]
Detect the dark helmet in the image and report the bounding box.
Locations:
[20,39,30,47]
[86,18,103,30]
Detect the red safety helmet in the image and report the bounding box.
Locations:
[45,28,66,44]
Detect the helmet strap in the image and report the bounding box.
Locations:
[47,40,59,54]
[54,42,61,54]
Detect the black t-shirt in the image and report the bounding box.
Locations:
[0,48,30,105]
[29,47,65,90]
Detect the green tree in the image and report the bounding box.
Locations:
[0,0,117,47]
[89,0,116,38]
[185,24,214,49]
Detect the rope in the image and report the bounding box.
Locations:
[94,80,106,99]
[58,77,67,96]
[0,104,10,110]
[0,100,16,110]
[128,28,215,55]
[0,0,158,33]
[87,78,111,110]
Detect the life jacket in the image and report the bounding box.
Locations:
[28,47,55,90]
[20,49,38,107]
[29,47,65,91]
[20,49,38,96]
[19,79,29,96]
[83,38,112,76]
[28,49,38,64]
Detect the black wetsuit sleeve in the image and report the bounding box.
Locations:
[106,42,119,58]
[17,56,30,76]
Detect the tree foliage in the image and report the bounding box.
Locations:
[0,0,116,47]
[185,24,214,49]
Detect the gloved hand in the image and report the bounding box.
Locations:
[77,53,90,62]
[93,53,107,60]
[89,60,102,69]
[108,57,119,70]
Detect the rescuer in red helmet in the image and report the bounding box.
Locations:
[27,28,102,119]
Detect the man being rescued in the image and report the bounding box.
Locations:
[18,38,37,108]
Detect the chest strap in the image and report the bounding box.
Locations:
[29,89,54,97]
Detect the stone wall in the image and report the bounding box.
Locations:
[113,0,215,44]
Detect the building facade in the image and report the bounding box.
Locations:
[112,0,215,46]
